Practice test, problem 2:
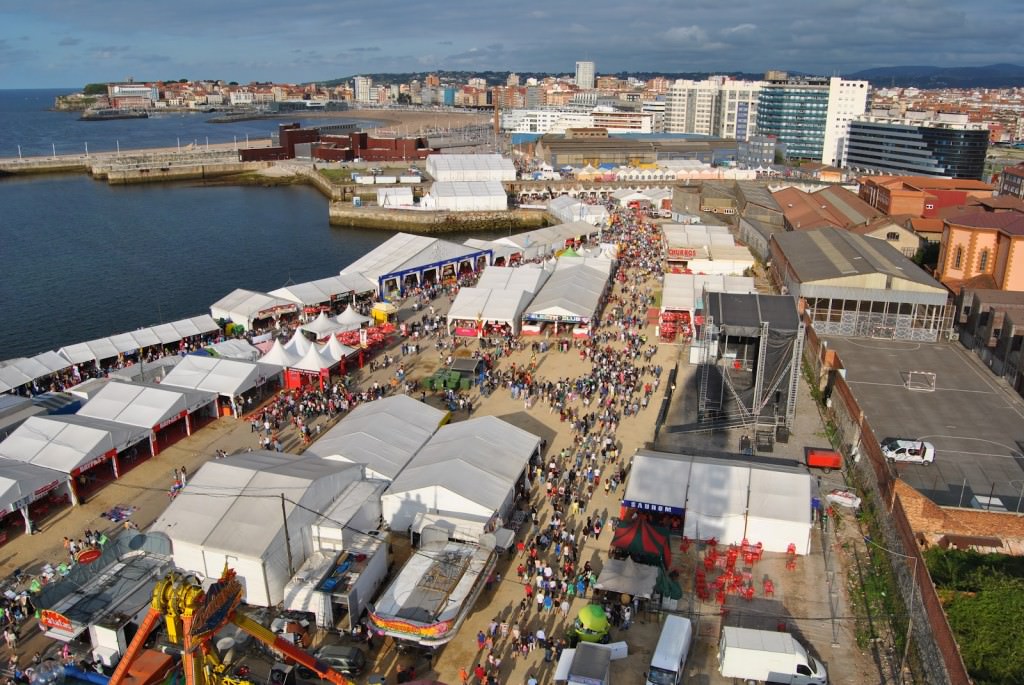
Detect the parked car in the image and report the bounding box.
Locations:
[825,489,862,509]
[881,439,935,465]
[296,644,366,678]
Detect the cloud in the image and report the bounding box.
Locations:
[664,25,708,43]
[348,46,381,53]
[58,36,81,46]
[722,23,756,36]
[437,40,453,46]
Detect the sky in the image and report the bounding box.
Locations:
[1,0,1022,89]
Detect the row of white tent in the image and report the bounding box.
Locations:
[0,315,222,393]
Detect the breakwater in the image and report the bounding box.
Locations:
[328,205,551,234]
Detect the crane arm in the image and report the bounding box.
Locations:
[229,612,354,685]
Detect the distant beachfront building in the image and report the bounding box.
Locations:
[353,76,373,104]
[107,82,159,108]
[664,78,763,141]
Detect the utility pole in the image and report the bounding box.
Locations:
[281,493,295,576]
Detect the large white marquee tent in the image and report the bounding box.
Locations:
[210,289,298,331]
[447,288,535,335]
[57,316,220,366]
[421,181,508,212]
[151,452,364,607]
[159,356,281,412]
[425,154,516,182]
[523,257,614,325]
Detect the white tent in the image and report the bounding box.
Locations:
[0,415,148,477]
[335,307,371,330]
[423,181,508,211]
[682,461,750,544]
[285,328,313,357]
[0,457,67,528]
[259,340,298,369]
[493,222,597,260]
[593,558,659,599]
[206,339,262,362]
[0,351,73,391]
[425,154,516,182]
[305,395,446,481]
[151,452,363,607]
[745,468,812,555]
[325,336,357,363]
[448,288,534,334]
[210,289,297,330]
[523,258,613,325]
[622,452,691,515]
[159,356,280,400]
[269,276,357,307]
[77,381,216,430]
[382,416,540,531]
[290,344,338,373]
[660,274,756,314]
[301,312,345,340]
[377,187,414,207]
[475,265,552,294]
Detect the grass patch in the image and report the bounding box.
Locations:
[318,168,355,183]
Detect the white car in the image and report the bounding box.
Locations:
[881,439,935,465]
[826,489,862,509]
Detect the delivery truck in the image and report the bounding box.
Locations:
[718,627,827,684]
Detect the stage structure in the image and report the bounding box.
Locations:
[697,293,804,448]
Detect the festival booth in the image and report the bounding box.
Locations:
[305,395,447,481]
[334,306,371,331]
[269,275,361,316]
[159,356,282,417]
[659,274,756,343]
[151,452,364,607]
[521,257,614,337]
[610,518,673,568]
[370,302,397,324]
[681,461,750,545]
[446,288,534,337]
[492,221,600,262]
[57,316,221,368]
[284,328,313,358]
[381,416,540,533]
[285,344,338,391]
[210,289,298,333]
[339,232,491,298]
[0,414,150,505]
[204,338,262,362]
[0,352,72,394]
[593,557,659,600]
[76,381,217,456]
[260,340,299,370]
[0,457,69,537]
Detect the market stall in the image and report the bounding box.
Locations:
[521,257,614,337]
[159,356,282,417]
[0,457,69,536]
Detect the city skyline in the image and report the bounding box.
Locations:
[2,0,1022,89]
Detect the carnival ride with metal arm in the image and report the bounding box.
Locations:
[107,567,353,685]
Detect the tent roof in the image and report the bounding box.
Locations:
[0,414,147,474]
[290,343,338,372]
[747,467,812,526]
[426,154,515,174]
[335,306,372,328]
[386,416,539,510]
[703,292,800,336]
[305,396,445,480]
[159,356,279,397]
[259,340,298,369]
[269,276,356,306]
[429,180,506,199]
[205,339,261,362]
[76,381,216,429]
[623,452,692,512]
[151,451,362,559]
[0,457,66,515]
[210,289,297,326]
[324,336,357,362]
[447,287,536,326]
[660,274,756,313]
[610,517,673,567]
[475,265,552,293]
[525,258,613,321]
[301,312,346,338]
[340,233,484,290]
[593,558,659,599]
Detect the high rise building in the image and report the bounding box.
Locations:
[756,73,867,164]
[845,111,989,180]
[664,78,762,140]
[353,76,373,103]
[575,61,595,90]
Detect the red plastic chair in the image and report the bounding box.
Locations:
[704,556,715,571]
[742,586,755,601]
[786,542,797,556]
[754,542,764,560]
[786,558,797,572]
[680,536,692,553]
[764,579,775,597]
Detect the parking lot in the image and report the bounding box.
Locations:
[824,337,1024,509]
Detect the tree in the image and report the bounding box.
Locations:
[82,83,107,95]
[945,576,1024,685]
[913,242,940,269]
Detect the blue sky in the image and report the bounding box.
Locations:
[1,0,1021,88]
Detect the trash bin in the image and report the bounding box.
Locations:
[460,377,472,391]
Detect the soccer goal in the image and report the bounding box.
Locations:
[905,370,937,392]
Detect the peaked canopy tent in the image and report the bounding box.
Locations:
[151,452,364,607]
[335,306,372,330]
[259,340,298,370]
[611,517,673,568]
[159,356,282,417]
[522,257,615,336]
[284,328,313,357]
[284,343,339,390]
[76,381,217,456]
[301,312,347,340]
[0,414,150,504]
[339,232,492,298]
[305,395,447,481]
[209,289,298,332]
[382,416,541,532]
[0,457,69,535]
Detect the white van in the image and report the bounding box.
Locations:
[644,615,693,685]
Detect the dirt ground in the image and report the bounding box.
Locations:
[1,251,889,685]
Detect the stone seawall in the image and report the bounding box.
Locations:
[328,205,551,234]
[98,161,269,185]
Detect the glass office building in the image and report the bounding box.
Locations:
[845,113,989,180]
[755,77,831,161]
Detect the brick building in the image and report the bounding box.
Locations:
[858,175,993,218]
[936,202,1024,292]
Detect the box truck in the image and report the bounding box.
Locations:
[718,627,827,684]
[644,615,693,685]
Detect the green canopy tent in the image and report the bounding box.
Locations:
[611,516,673,568]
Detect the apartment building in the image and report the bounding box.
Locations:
[664,78,762,140]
